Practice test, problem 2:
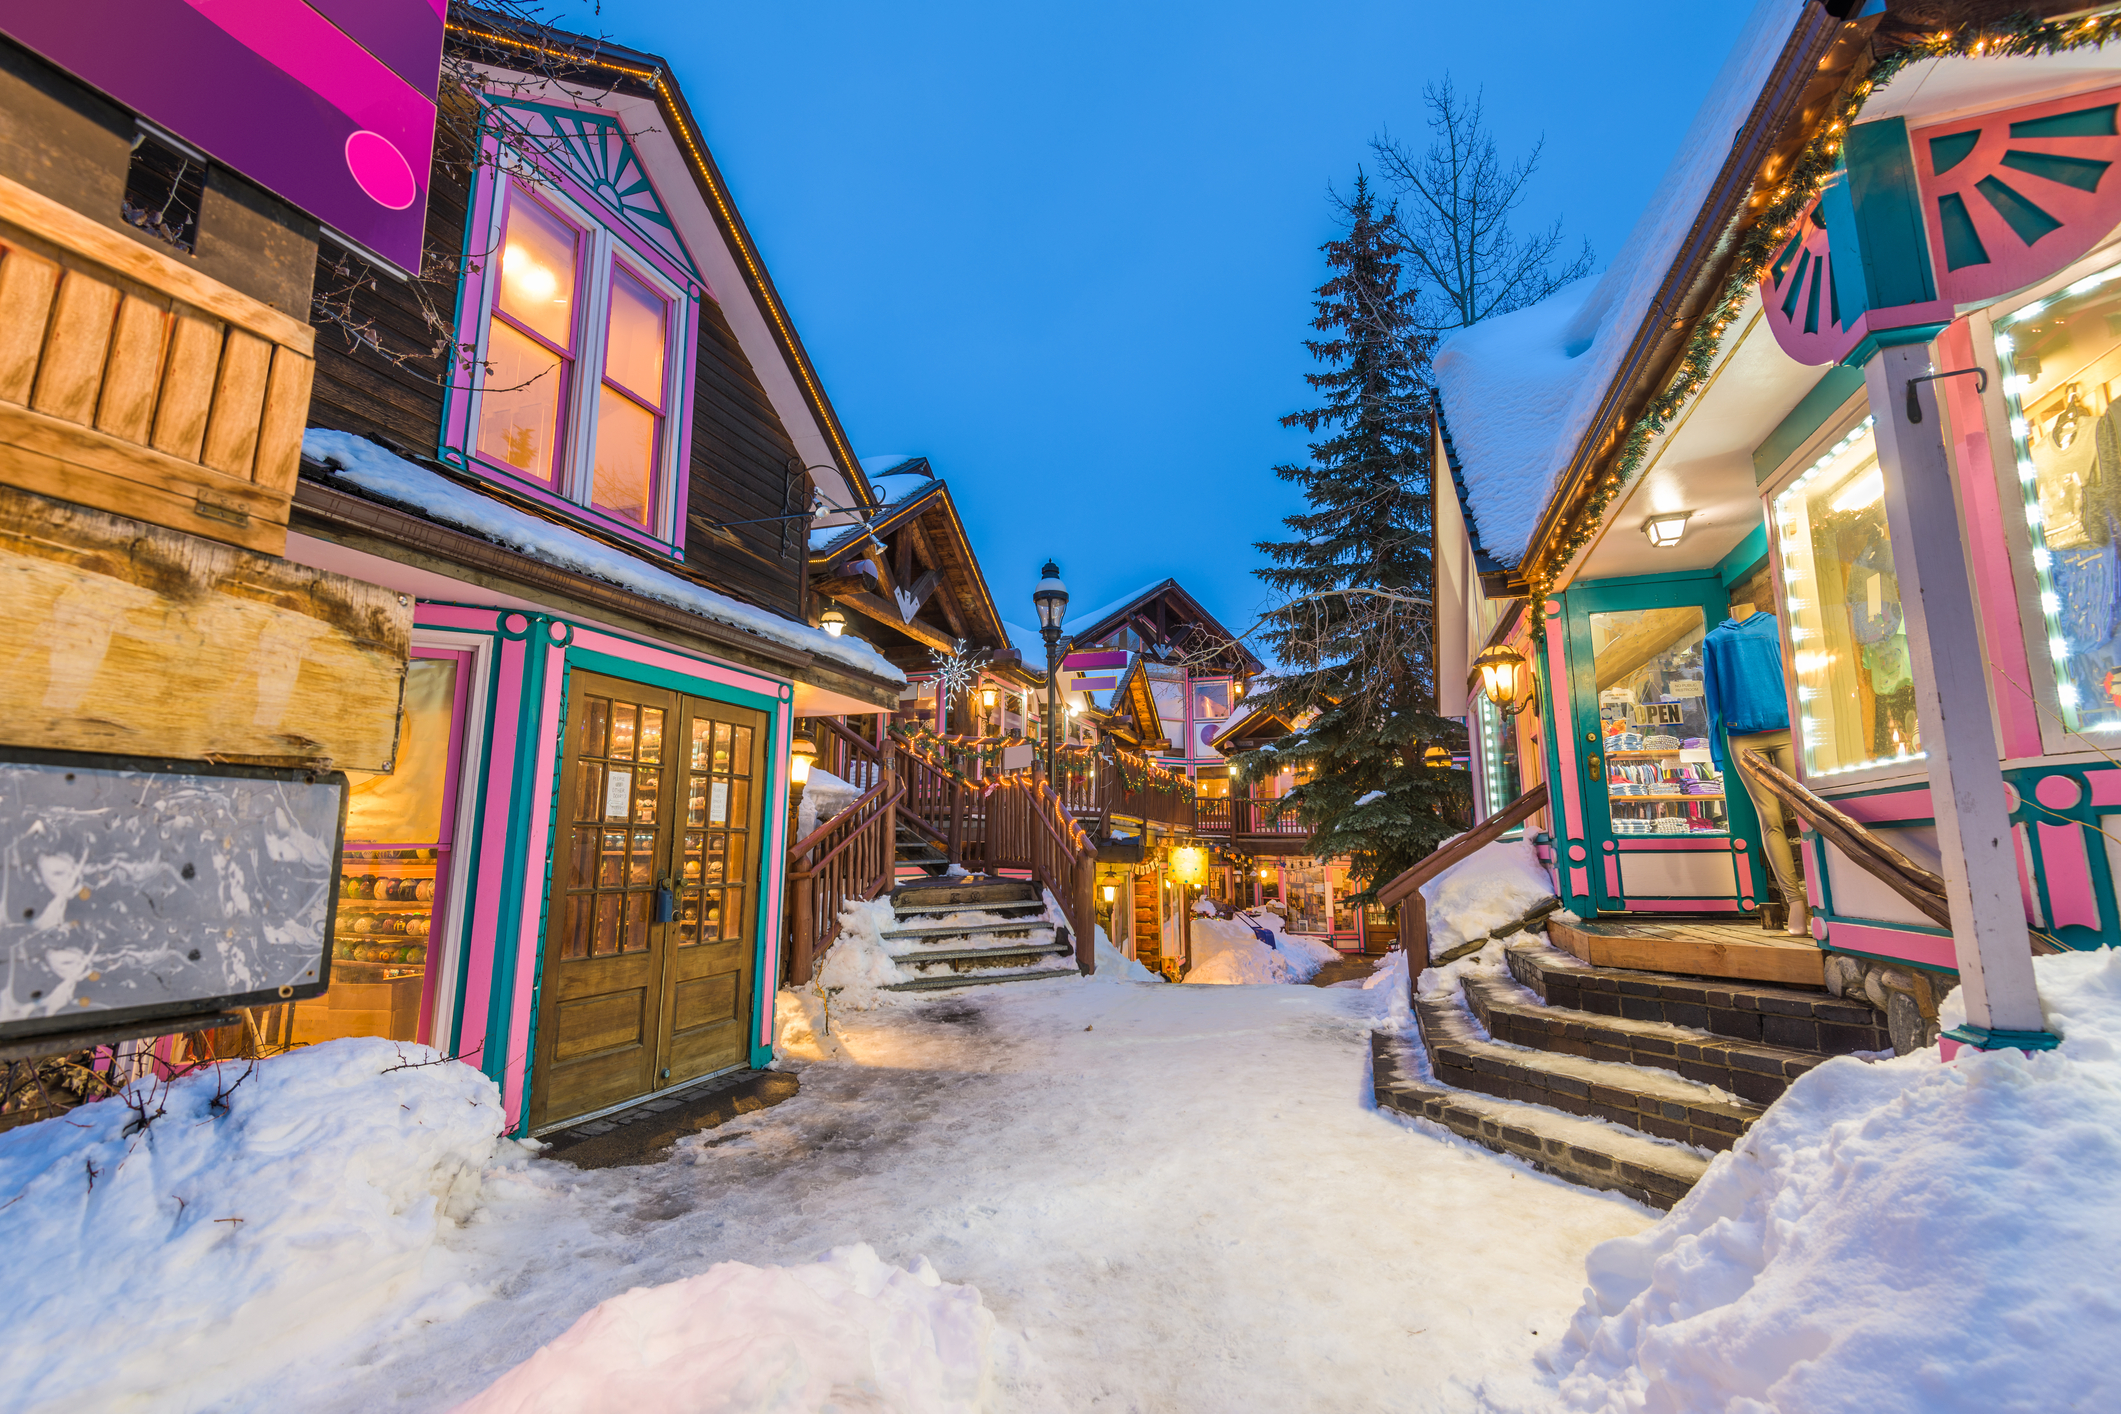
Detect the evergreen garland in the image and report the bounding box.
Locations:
[1524,11,2121,612]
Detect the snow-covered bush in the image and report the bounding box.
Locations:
[1183,912,1340,985]
[1542,947,2121,1412]
[452,1243,994,1414]
[0,1038,506,1411]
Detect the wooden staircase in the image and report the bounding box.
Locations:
[881,877,1080,991]
[1373,933,1888,1210]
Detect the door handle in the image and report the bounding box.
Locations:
[655,875,676,923]
[1587,752,1602,775]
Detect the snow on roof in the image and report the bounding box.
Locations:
[1063,577,1173,637]
[869,472,937,506]
[859,453,918,476]
[1003,620,1050,662]
[304,430,905,684]
[809,521,862,551]
[1431,0,1803,569]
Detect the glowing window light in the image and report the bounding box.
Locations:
[1828,467,1884,513]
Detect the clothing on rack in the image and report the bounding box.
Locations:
[1701,612,1789,768]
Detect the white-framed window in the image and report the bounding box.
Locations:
[467,173,689,543]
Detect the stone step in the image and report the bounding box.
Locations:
[885,966,1080,992]
[884,918,1056,943]
[1463,969,1828,1108]
[892,899,1049,924]
[1545,916,1824,987]
[1371,1031,1708,1211]
[1505,940,1890,1054]
[1418,986,1761,1152]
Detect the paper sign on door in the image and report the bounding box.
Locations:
[604,769,632,819]
[709,780,729,825]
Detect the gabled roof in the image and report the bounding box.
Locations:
[448,8,878,513]
[1431,0,1822,578]
[809,469,1012,664]
[1105,656,1172,752]
[1063,577,1265,676]
[1208,702,1292,753]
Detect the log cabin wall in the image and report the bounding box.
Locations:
[304,90,808,623]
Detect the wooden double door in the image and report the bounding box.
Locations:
[530,670,765,1130]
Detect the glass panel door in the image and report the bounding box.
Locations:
[661,700,763,1085]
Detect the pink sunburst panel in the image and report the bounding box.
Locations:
[1915,84,2121,308]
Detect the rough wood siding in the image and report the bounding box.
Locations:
[683,294,804,619]
[304,145,471,456]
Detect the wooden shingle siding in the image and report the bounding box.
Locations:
[683,293,803,619]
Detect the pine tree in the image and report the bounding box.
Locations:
[1231,172,1466,897]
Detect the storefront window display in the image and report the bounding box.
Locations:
[1587,607,1727,834]
[1283,865,1329,934]
[1994,262,2121,734]
[303,653,469,1045]
[1771,417,1923,775]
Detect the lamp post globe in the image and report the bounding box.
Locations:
[1033,560,1069,777]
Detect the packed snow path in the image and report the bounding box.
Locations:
[260,980,1653,1411]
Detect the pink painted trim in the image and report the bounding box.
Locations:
[1938,1034,1965,1061]
[1544,608,1583,847]
[467,452,685,560]
[2016,824,2043,927]
[1830,791,1934,823]
[2090,767,2121,808]
[456,632,528,1080]
[1569,867,1589,898]
[759,699,791,1047]
[415,604,504,633]
[1939,319,2043,757]
[502,637,568,1125]
[1604,857,1620,898]
[2037,820,2100,930]
[1615,838,1736,851]
[1825,920,1956,970]
[409,646,475,1047]
[1622,898,1748,913]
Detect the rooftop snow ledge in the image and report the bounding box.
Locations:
[303,430,905,684]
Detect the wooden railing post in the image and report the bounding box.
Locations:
[790,867,815,985]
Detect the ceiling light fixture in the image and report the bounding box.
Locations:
[1643,512,1692,549]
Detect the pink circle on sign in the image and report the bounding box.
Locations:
[2034,773,2082,812]
[345,130,417,210]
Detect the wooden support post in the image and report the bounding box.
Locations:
[789,869,815,986]
[1865,340,2048,1046]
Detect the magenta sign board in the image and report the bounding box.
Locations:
[5,0,445,272]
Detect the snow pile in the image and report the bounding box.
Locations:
[1420,833,1556,957]
[0,1038,504,1411]
[1184,911,1340,985]
[452,1243,993,1414]
[1537,947,2121,1413]
[304,429,903,683]
[774,899,909,1062]
[1087,925,1159,984]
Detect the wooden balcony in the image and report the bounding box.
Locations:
[0,174,314,555]
[1194,796,1310,849]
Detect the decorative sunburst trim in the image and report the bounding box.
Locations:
[486,98,700,280]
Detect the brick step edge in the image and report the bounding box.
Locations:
[884,920,1057,940]
[885,967,1080,992]
[1506,940,1890,1054]
[892,902,1050,922]
[1419,990,1757,1153]
[1371,1031,1704,1212]
[1464,972,1827,1108]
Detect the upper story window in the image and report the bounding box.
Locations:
[471,179,684,538]
[446,101,702,554]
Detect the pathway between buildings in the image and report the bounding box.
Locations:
[243,977,1654,1412]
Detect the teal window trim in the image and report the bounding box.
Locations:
[1717,523,1769,587]
[566,646,783,713]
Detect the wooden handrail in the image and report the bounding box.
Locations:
[785,775,903,985]
[1377,781,1550,978]
[1732,748,1948,927]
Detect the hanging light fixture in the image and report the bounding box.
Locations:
[1643,512,1692,548]
[981,684,998,709]
[818,605,846,637]
[1473,644,1530,715]
[790,731,818,785]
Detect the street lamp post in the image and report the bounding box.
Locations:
[1033,559,1070,779]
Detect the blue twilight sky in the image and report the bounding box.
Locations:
[603,1,1756,642]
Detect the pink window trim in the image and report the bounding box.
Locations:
[447,129,699,559]
[480,184,582,497]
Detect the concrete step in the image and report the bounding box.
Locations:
[1371,1031,1707,1211]
[1545,916,1824,987]
[1465,967,1829,1108]
[885,966,1080,992]
[1505,939,1890,1055]
[1418,985,1762,1152]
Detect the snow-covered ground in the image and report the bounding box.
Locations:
[3,975,1650,1413]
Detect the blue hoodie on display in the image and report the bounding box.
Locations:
[1701,612,1789,767]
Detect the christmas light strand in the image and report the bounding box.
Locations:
[1522,12,2121,620]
